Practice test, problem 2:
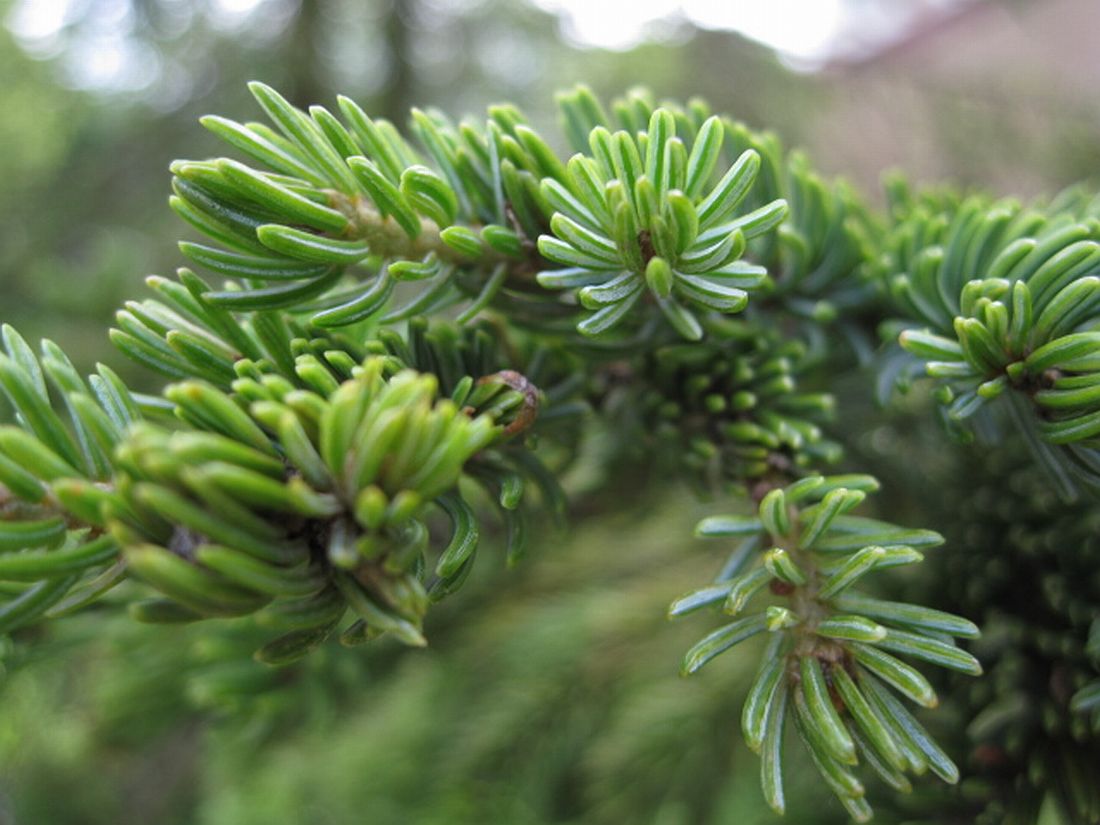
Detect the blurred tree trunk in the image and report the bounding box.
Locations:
[283,0,416,122]
[378,0,415,123]
[285,0,328,106]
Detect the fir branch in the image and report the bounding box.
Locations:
[676,474,979,820]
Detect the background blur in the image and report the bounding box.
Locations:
[0,1,1096,823]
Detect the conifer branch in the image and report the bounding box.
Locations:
[6,81,1097,822]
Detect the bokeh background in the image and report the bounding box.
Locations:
[0,1,1096,823]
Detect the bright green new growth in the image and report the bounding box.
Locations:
[5,81,1100,821]
[0,318,557,659]
[115,358,500,654]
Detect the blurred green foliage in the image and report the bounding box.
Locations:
[0,492,845,825]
